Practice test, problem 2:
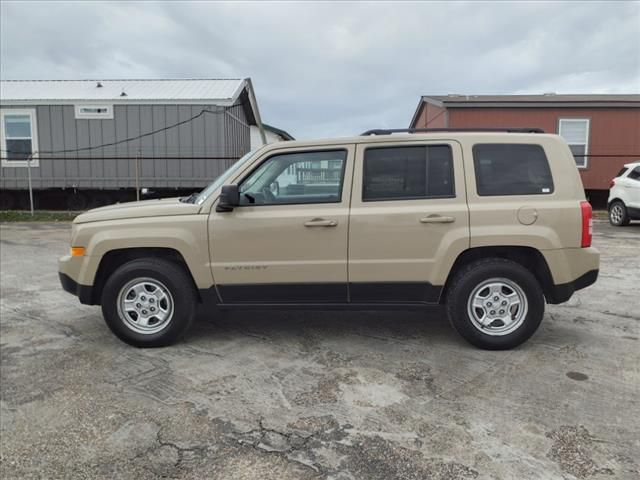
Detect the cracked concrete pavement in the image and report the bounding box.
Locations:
[1,219,638,479]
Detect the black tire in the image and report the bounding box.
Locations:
[101,258,197,347]
[608,200,630,226]
[445,258,545,350]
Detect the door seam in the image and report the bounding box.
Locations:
[346,143,358,303]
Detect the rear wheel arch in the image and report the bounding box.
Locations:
[441,246,554,304]
[607,197,625,208]
[92,247,200,305]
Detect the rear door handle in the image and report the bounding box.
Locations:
[304,218,338,227]
[419,215,455,224]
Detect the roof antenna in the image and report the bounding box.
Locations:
[120,89,127,97]
[96,81,103,88]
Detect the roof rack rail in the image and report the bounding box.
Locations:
[360,127,545,135]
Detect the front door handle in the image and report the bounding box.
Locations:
[419,215,455,224]
[304,218,338,227]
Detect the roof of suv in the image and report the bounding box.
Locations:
[265,131,560,149]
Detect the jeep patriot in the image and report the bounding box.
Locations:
[59,128,599,349]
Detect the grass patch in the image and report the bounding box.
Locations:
[0,210,80,222]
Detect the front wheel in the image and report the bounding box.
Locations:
[445,258,545,350]
[101,258,197,347]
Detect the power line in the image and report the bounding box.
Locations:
[0,103,243,156]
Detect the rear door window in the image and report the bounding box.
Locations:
[628,167,640,181]
[363,145,454,201]
[472,144,554,196]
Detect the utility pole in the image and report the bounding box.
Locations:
[135,149,140,202]
[26,152,35,216]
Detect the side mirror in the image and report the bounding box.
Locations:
[270,181,280,196]
[216,184,240,212]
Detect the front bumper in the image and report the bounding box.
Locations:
[59,254,96,305]
[59,272,94,304]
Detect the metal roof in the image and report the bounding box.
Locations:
[424,94,640,104]
[410,93,640,127]
[262,123,295,141]
[0,79,248,105]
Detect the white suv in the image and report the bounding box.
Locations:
[608,161,640,226]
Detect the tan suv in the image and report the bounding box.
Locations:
[59,128,599,350]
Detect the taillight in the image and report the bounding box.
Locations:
[609,179,616,189]
[580,201,592,248]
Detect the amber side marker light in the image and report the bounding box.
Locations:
[71,247,86,257]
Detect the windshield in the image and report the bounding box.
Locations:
[194,150,258,205]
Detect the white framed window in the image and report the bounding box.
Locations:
[558,118,590,169]
[74,104,113,119]
[1,109,39,167]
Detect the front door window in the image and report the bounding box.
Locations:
[239,150,347,206]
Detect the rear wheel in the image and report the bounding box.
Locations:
[608,200,630,226]
[446,258,544,350]
[101,258,197,347]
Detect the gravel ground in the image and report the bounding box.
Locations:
[1,219,639,479]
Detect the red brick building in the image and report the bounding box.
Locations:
[409,94,640,196]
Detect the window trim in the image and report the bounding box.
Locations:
[558,118,590,169]
[472,143,555,197]
[236,148,349,207]
[74,104,114,119]
[361,144,456,202]
[1,108,39,167]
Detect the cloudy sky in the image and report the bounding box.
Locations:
[1,1,639,138]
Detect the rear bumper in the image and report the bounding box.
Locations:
[546,269,599,304]
[627,206,640,220]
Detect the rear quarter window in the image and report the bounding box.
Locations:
[472,144,554,196]
[615,167,629,178]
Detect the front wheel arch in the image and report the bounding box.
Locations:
[101,257,197,347]
[92,247,200,305]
